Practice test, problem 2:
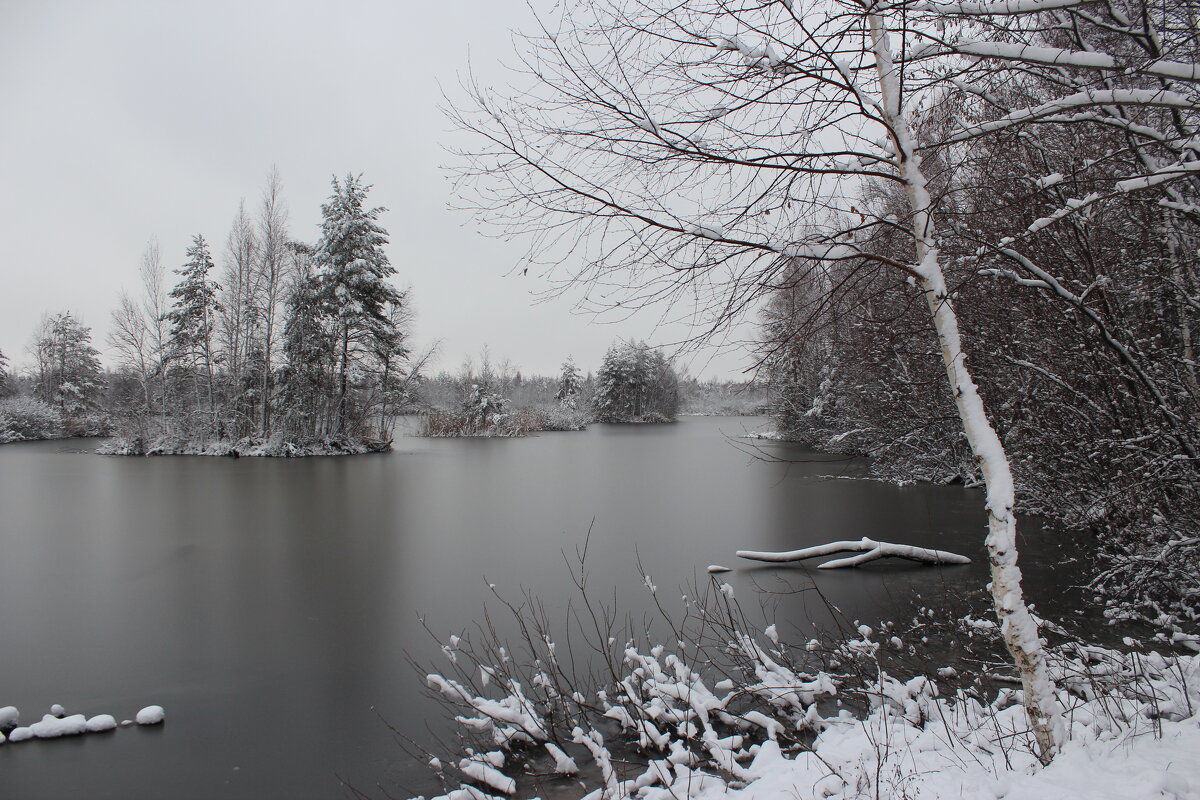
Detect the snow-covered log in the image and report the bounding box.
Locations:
[736,538,971,569]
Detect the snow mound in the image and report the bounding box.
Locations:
[30,714,87,738]
[86,714,117,732]
[0,706,18,730]
[135,705,165,725]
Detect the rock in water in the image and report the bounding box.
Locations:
[135,705,165,725]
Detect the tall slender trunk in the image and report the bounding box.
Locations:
[260,300,275,437]
[867,9,1063,764]
[337,326,350,436]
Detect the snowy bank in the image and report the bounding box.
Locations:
[96,434,390,458]
[411,579,1199,800]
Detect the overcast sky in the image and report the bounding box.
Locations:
[0,0,758,380]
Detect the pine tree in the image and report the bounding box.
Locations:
[312,174,405,436]
[555,356,581,409]
[0,348,10,397]
[593,341,678,422]
[167,235,223,436]
[33,312,103,416]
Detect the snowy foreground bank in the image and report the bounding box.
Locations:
[414,595,1199,800]
[96,435,390,457]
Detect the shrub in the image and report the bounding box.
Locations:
[0,397,63,443]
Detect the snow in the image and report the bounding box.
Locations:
[1116,161,1200,193]
[135,705,165,725]
[0,706,18,729]
[738,538,971,567]
[915,0,1093,14]
[687,698,1200,800]
[545,742,579,774]
[29,714,87,738]
[705,564,731,573]
[950,89,1198,142]
[918,40,1117,70]
[686,222,726,240]
[86,714,117,732]
[423,606,1200,800]
[0,703,154,743]
[459,753,515,794]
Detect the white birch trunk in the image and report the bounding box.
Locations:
[866,8,1063,763]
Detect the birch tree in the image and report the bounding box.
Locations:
[110,239,172,438]
[221,200,260,433]
[255,166,289,436]
[441,0,1177,760]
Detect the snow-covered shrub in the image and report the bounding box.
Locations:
[534,406,591,431]
[413,570,1200,800]
[0,397,63,443]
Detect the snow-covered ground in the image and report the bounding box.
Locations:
[96,435,389,458]
[416,611,1199,800]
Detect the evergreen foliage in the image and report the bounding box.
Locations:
[166,235,223,435]
[555,356,581,409]
[32,312,103,416]
[0,348,10,397]
[312,174,408,436]
[592,341,678,422]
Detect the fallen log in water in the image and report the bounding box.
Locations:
[736,538,971,569]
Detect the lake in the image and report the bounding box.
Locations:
[0,417,1096,799]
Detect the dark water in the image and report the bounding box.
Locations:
[0,418,1096,799]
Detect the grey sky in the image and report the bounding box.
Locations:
[0,0,757,380]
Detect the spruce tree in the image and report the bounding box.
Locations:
[167,235,223,435]
[555,356,581,409]
[312,174,405,436]
[593,341,678,422]
[33,312,103,415]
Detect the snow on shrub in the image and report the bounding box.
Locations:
[412,573,1200,800]
[0,397,63,443]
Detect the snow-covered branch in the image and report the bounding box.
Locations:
[737,538,972,568]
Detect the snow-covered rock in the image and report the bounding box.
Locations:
[85,714,117,732]
[30,713,87,738]
[7,727,32,742]
[135,705,165,725]
[0,706,18,730]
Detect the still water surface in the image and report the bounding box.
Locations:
[0,418,1092,799]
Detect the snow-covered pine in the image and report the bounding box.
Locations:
[311,174,407,438]
[554,356,582,409]
[166,234,224,438]
[591,341,679,422]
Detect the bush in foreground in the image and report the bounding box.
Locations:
[410,570,1199,800]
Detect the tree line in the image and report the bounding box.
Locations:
[0,170,416,451]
